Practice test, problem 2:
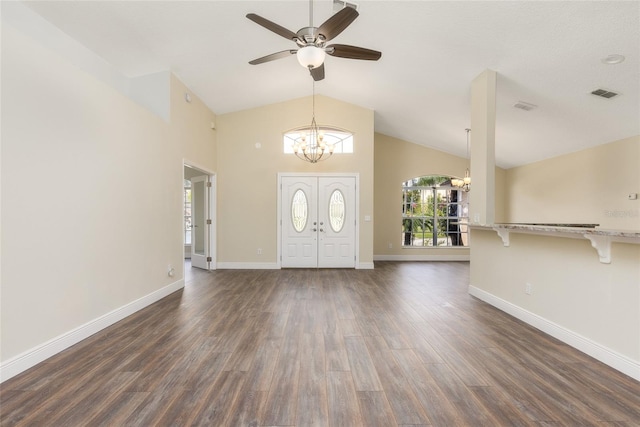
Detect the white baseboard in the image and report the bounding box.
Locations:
[216,262,280,270]
[216,262,374,270]
[374,254,470,262]
[357,262,375,269]
[0,279,185,383]
[216,262,373,270]
[468,285,640,381]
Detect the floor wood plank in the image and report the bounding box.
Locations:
[327,371,363,426]
[296,333,329,426]
[2,261,639,426]
[357,391,397,426]
[364,335,431,425]
[391,348,466,426]
[344,336,383,391]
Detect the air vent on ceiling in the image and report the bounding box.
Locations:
[591,89,619,99]
[513,101,537,111]
[333,0,358,11]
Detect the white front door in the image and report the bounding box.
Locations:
[282,176,318,268]
[317,177,356,268]
[281,175,356,268]
[191,175,211,270]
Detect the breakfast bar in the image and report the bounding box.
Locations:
[468,223,640,380]
[475,223,640,263]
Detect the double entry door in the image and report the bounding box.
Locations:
[281,175,357,268]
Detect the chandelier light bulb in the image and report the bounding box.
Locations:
[451,128,472,191]
[463,169,471,185]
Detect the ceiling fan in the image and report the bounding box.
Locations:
[246,1,381,81]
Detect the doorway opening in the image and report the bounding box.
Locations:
[183,163,216,270]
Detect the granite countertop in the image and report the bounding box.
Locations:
[469,223,640,263]
[470,223,640,239]
[487,223,640,238]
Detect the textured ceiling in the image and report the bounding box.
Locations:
[20,0,640,168]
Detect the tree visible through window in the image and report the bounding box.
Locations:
[402,175,469,247]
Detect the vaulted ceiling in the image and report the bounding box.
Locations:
[19,1,640,168]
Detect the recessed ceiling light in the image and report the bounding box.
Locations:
[601,54,625,65]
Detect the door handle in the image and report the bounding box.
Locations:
[312,228,317,232]
[320,228,324,232]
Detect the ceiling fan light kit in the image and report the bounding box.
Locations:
[297,46,326,69]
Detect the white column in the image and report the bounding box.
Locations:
[469,69,497,225]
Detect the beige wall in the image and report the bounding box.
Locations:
[470,228,640,378]
[173,75,217,170]
[505,135,640,230]
[469,69,497,225]
[216,95,374,266]
[1,25,215,365]
[373,133,505,258]
[495,166,507,223]
[470,135,640,379]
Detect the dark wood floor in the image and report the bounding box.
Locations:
[1,262,639,426]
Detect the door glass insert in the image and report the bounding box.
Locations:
[329,190,346,232]
[291,189,308,232]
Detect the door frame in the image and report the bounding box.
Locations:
[277,172,360,269]
[184,160,216,270]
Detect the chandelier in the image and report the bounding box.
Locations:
[292,81,335,163]
[452,128,471,192]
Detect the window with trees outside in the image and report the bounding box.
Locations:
[402,175,469,247]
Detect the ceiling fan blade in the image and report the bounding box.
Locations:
[246,13,299,41]
[327,44,381,61]
[249,50,297,65]
[317,7,359,42]
[310,63,325,81]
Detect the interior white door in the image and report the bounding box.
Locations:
[281,175,356,268]
[191,175,210,270]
